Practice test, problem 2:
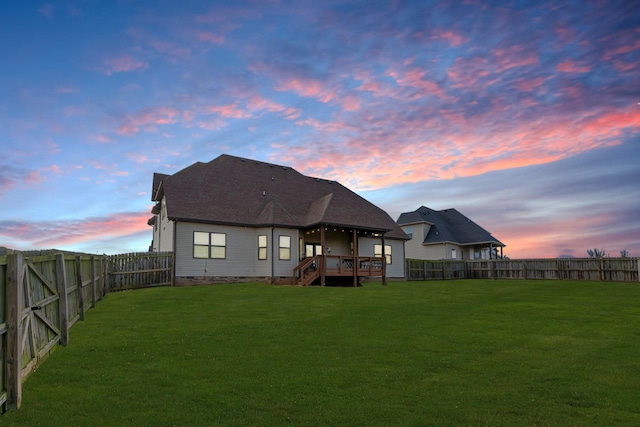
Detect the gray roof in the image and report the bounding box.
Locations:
[152,154,408,239]
[397,206,504,246]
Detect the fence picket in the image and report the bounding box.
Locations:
[407,258,640,282]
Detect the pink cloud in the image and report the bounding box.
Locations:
[276,78,336,103]
[0,212,151,248]
[208,103,249,119]
[447,56,492,88]
[557,60,592,73]
[102,54,148,75]
[272,103,640,193]
[430,29,467,46]
[388,67,449,99]
[514,77,546,92]
[493,45,539,73]
[341,95,361,112]
[118,106,180,135]
[197,31,225,45]
[93,134,112,143]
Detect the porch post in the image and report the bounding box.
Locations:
[320,225,326,286]
[352,228,358,287]
[381,233,387,286]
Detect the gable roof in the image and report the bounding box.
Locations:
[397,206,504,247]
[153,154,407,239]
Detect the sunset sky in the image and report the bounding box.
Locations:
[1,0,639,258]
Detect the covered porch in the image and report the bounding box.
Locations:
[292,225,389,286]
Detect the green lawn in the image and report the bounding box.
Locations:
[3,280,640,426]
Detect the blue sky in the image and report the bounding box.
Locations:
[1,0,639,257]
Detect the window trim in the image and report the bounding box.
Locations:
[374,244,392,265]
[258,234,268,260]
[279,235,291,260]
[193,231,227,259]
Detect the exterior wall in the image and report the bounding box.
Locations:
[358,237,405,278]
[301,228,352,258]
[174,221,299,279]
[150,197,174,252]
[406,243,494,260]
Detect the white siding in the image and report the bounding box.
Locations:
[273,229,300,277]
[175,222,298,278]
[151,197,174,252]
[358,237,405,279]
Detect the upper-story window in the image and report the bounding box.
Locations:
[405,226,413,239]
[193,232,226,259]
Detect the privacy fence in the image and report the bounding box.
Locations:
[0,250,173,412]
[407,258,640,282]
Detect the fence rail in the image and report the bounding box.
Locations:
[407,258,640,282]
[108,252,173,291]
[0,251,108,411]
[1,250,174,413]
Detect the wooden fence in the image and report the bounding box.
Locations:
[108,252,173,291]
[0,250,174,413]
[407,258,640,282]
[0,251,108,411]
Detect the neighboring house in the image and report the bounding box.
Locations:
[149,154,408,286]
[397,206,505,260]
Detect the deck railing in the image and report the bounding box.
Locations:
[293,255,385,286]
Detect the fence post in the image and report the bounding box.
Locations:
[6,253,24,410]
[91,256,97,308]
[75,256,85,321]
[56,254,69,347]
[103,256,109,296]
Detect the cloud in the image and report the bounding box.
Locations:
[557,60,592,73]
[118,106,180,135]
[0,212,151,249]
[38,4,54,19]
[197,31,225,45]
[101,54,149,75]
[0,166,43,196]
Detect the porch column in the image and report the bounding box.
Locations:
[320,225,326,286]
[352,229,358,287]
[381,233,387,286]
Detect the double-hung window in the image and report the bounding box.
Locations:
[193,232,226,259]
[279,235,291,260]
[258,235,268,260]
[374,244,392,265]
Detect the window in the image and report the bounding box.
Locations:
[258,235,268,260]
[374,244,392,265]
[279,235,291,260]
[193,232,226,259]
[405,226,413,239]
[451,248,457,259]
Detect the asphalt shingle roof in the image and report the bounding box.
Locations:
[153,154,408,239]
[397,206,504,246]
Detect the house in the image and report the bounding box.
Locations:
[148,154,408,286]
[397,206,505,260]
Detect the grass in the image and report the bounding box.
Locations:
[3,280,640,426]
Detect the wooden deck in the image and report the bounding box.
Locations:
[293,255,385,286]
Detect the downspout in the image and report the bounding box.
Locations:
[320,224,326,286]
[172,221,177,286]
[381,233,387,286]
[271,226,275,285]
